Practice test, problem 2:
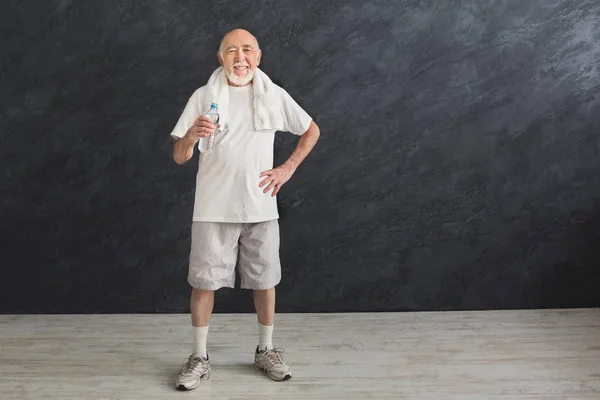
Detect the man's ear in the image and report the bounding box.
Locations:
[256,49,262,66]
[217,51,223,66]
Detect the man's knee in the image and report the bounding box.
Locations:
[191,288,215,300]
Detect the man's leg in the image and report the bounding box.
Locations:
[254,288,275,351]
[176,222,240,391]
[238,220,291,381]
[191,288,214,358]
[252,285,291,381]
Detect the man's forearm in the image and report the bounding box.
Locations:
[283,121,320,171]
[173,132,197,165]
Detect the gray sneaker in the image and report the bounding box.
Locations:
[175,354,210,390]
[254,346,292,381]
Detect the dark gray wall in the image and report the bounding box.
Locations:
[2,0,600,313]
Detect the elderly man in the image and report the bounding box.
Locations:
[169,28,320,390]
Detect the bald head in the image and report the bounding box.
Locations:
[219,29,260,55]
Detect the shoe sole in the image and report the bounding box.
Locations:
[254,364,292,381]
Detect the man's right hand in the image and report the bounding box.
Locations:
[184,116,220,143]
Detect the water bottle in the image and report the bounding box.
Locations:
[199,103,220,153]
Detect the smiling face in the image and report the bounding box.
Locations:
[218,29,262,87]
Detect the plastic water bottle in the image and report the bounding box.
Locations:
[199,103,220,153]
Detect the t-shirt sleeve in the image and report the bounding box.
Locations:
[170,90,202,140]
[279,88,313,136]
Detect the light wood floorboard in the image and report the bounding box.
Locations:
[1,309,599,399]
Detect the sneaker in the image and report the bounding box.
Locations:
[175,354,210,390]
[254,346,292,381]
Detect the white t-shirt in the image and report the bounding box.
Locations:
[170,82,312,223]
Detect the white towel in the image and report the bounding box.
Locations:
[202,66,283,132]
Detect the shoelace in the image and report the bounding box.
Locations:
[263,348,285,365]
[182,356,207,374]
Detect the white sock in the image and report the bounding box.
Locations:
[193,325,209,358]
[258,323,273,351]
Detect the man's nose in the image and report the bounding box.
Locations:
[235,49,245,62]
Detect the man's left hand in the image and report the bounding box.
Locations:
[259,164,296,197]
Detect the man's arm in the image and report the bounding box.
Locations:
[173,133,197,165]
[259,120,320,196]
[282,120,321,171]
[172,116,219,165]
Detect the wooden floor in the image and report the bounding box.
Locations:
[1,309,599,399]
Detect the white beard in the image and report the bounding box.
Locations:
[226,67,255,86]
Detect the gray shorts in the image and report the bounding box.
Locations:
[188,219,281,290]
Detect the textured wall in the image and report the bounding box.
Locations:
[2,0,600,313]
